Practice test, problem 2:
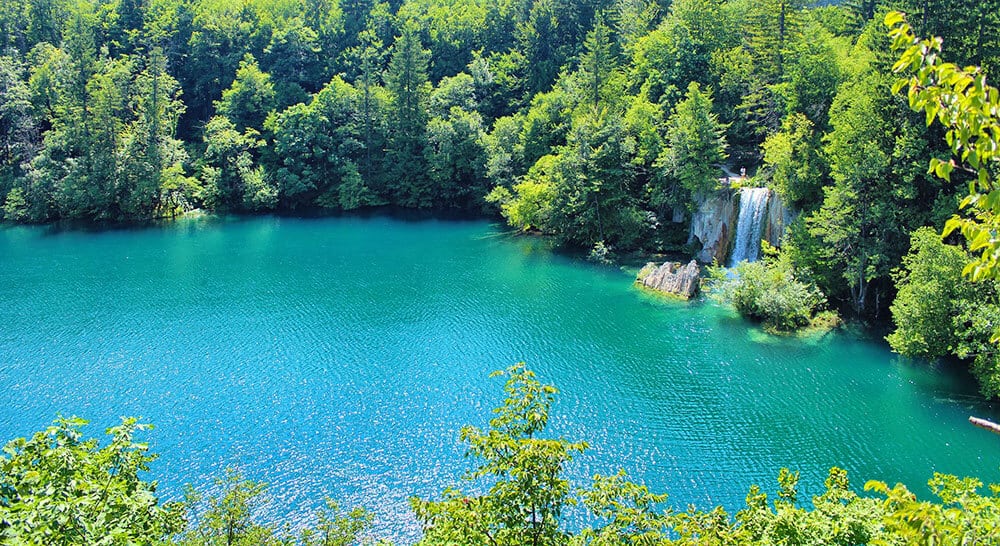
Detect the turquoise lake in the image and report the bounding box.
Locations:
[1,214,999,542]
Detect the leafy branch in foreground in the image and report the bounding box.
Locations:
[0,417,184,545]
[174,469,385,546]
[410,364,895,546]
[886,11,1000,288]
[411,363,680,545]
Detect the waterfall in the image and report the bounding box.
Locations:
[728,187,770,266]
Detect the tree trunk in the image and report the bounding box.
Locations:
[970,416,1000,436]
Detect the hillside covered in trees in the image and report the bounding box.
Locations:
[1,1,999,391]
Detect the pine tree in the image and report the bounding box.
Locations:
[654,81,728,210]
[578,13,617,110]
[744,0,806,81]
[384,21,431,207]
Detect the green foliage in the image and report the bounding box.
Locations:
[548,107,646,250]
[515,0,569,97]
[413,363,679,545]
[743,0,807,81]
[629,0,736,107]
[890,0,1000,77]
[2,187,29,221]
[299,499,380,546]
[780,19,844,130]
[866,473,1000,545]
[412,363,587,545]
[654,81,728,209]
[17,42,197,222]
[803,61,935,315]
[412,364,1000,545]
[707,245,828,332]
[520,85,573,169]
[1,0,999,348]
[266,75,381,210]
[262,18,324,105]
[9,369,1000,544]
[887,227,975,358]
[577,14,619,111]
[724,467,883,545]
[424,76,487,209]
[121,49,196,218]
[622,94,665,171]
[482,113,526,189]
[571,469,669,544]
[486,161,556,233]
[0,55,36,187]
[0,417,184,544]
[887,227,1000,398]
[612,0,659,53]
[384,21,431,208]
[887,11,1000,286]
[175,469,278,546]
[394,0,500,83]
[761,112,825,208]
[201,116,271,211]
[217,55,277,133]
[175,468,381,546]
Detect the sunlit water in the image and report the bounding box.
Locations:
[2,214,999,543]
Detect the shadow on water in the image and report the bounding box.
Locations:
[693,293,1000,420]
[25,205,497,237]
[896,354,1000,420]
[273,205,489,223]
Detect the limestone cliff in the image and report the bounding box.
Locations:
[763,191,794,248]
[688,192,736,263]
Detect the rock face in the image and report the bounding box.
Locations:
[637,260,701,299]
[763,191,794,248]
[688,192,736,263]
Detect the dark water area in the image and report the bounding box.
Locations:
[1,214,998,543]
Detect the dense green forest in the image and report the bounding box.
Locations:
[1,0,998,395]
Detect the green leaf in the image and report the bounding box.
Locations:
[884,11,905,28]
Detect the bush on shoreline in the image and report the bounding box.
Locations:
[706,245,829,333]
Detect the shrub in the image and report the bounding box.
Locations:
[708,247,827,332]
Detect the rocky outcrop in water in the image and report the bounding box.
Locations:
[688,193,736,263]
[637,260,701,299]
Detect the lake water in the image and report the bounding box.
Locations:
[1,214,999,542]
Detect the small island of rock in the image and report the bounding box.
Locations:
[636,260,701,299]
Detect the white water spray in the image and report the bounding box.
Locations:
[728,187,770,266]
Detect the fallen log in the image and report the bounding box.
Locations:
[969,416,1000,436]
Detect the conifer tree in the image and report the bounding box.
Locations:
[578,13,617,110]
[384,21,431,207]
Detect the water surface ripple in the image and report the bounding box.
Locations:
[1,215,999,543]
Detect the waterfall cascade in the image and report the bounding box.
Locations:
[728,187,770,266]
